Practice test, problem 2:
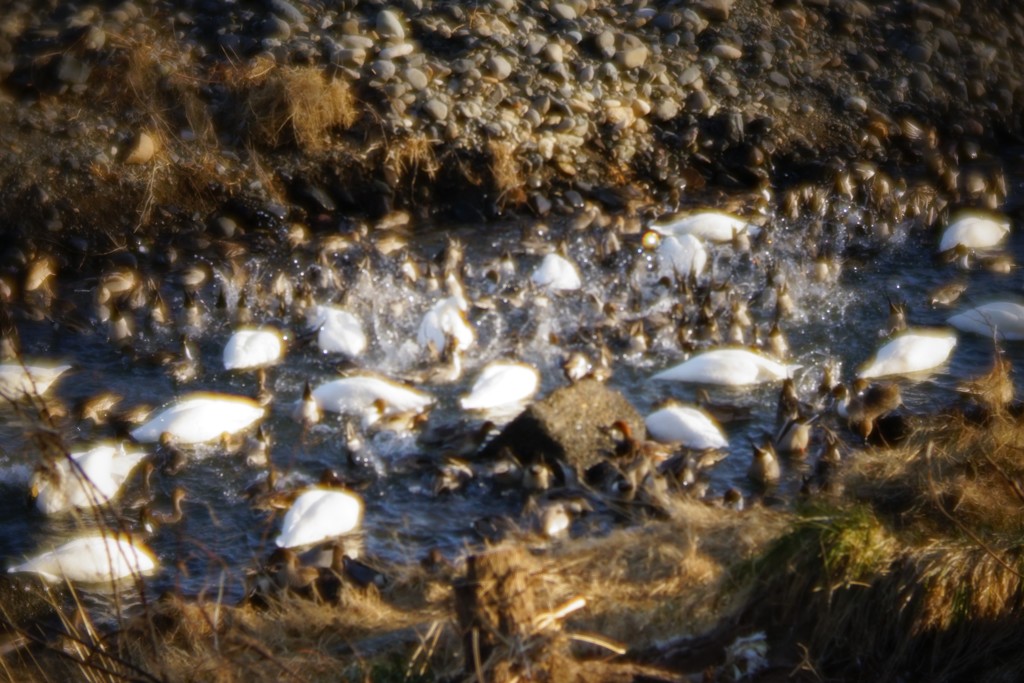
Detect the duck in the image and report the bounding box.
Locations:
[0,362,72,400]
[312,305,367,357]
[275,487,364,549]
[292,381,321,426]
[648,210,751,243]
[8,534,157,584]
[833,381,902,439]
[30,442,148,515]
[857,328,957,379]
[937,212,1010,253]
[311,374,434,422]
[747,441,781,488]
[130,392,265,444]
[644,402,728,451]
[928,281,967,307]
[141,487,187,532]
[460,360,540,413]
[653,348,800,386]
[531,252,582,292]
[947,301,1024,341]
[774,414,817,457]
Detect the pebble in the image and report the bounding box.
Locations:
[551,3,577,21]
[424,98,449,121]
[712,43,742,60]
[654,98,679,120]
[122,132,156,165]
[376,9,405,41]
[487,55,513,81]
[404,67,429,90]
[543,42,564,64]
[379,43,414,60]
[370,59,397,81]
[617,43,648,69]
[844,96,868,113]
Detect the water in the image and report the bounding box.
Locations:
[2,178,1024,609]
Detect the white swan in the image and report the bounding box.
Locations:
[531,253,582,291]
[645,404,728,450]
[0,363,72,400]
[312,375,433,417]
[460,360,540,412]
[313,305,367,357]
[947,302,1024,340]
[223,328,285,370]
[938,213,1010,253]
[418,296,475,353]
[8,534,156,583]
[130,393,265,444]
[858,328,957,379]
[657,234,708,280]
[652,349,800,386]
[275,488,364,548]
[649,211,750,243]
[31,443,147,515]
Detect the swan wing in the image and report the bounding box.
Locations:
[131,394,264,443]
[9,535,155,583]
[646,406,728,450]
[223,329,283,370]
[859,330,957,378]
[460,362,539,411]
[316,307,367,356]
[948,302,1024,340]
[276,489,363,548]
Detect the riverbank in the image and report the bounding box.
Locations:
[3,1,1024,681]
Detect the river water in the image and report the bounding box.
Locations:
[1,173,1023,607]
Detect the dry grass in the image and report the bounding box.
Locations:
[383,133,439,184]
[745,411,1024,680]
[487,140,526,205]
[235,58,358,152]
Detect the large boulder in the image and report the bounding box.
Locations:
[479,379,644,477]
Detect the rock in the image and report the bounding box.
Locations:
[844,95,868,113]
[486,54,512,80]
[712,43,742,60]
[379,42,414,60]
[594,30,615,59]
[270,0,305,24]
[679,65,702,86]
[543,42,564,64]
[654,98,680,120]
[686,90,711,113]
[376,9,405,41]
[261,14,291,40]
[404,67,428,90]
[551,3,576,21]
[697,0,736,21]
[478,379,645,478]
[617,43,648,69]
[369,59,396,81]
[423,97,448,121]
[122,132,156,165]
[57,55,91,85]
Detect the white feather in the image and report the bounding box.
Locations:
[275,488,363,548]
[858,329,957,379]
[653,349,799,386]
[131,393,265,444]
